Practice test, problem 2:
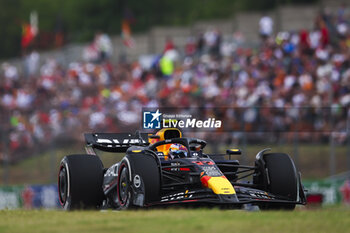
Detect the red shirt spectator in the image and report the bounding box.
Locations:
[320,21,329,48]
[299,29,310,51]
[164,37,175,53]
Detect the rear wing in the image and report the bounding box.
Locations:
[84,132,150,153]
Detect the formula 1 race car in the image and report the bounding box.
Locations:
[58,128,306,210]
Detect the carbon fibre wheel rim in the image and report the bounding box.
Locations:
[58,167,67,205]
[118,166,129,205]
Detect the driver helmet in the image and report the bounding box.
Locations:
[168,143,188,159]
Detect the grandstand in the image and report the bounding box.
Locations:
[0,1,348,184]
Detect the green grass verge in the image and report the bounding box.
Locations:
[0,208,349,233]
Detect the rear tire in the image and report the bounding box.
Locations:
[258,153,297,210]
[58,154,104,210]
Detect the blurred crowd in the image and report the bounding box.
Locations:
[1,7,350,162]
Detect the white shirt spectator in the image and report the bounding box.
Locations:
[25,51,40,76]
[259,16,273,36]
[96,33,113,57]
[337,23,348,36]
[89,111,105,129]
[2,63,18,81]
[16,90,32,109]
[292,93,306,107]
[204,29,218,47]
[309,31,321,49]
[284,75,296,91]
[2,94,14,107]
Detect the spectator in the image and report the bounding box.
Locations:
[164,37,175,53]
[24,50,40,78]
[259,15,274,39]
[83,32,113,63]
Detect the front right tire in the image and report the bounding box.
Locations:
[113,152,161,209]
[116,160,132,209]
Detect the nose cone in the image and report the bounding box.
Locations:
[200,175,236,195]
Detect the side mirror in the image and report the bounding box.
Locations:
[226,149,242,155]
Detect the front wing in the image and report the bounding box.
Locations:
[147,185,306,207]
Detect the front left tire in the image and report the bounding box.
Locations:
[257,153,298,210]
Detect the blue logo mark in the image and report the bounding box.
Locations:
[143,109,162,129]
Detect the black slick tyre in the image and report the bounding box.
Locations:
[116,160,132,209]
[58,154,104,210]
[259,153,297,210]
[127,153,160,205]
[116,154,160,209]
